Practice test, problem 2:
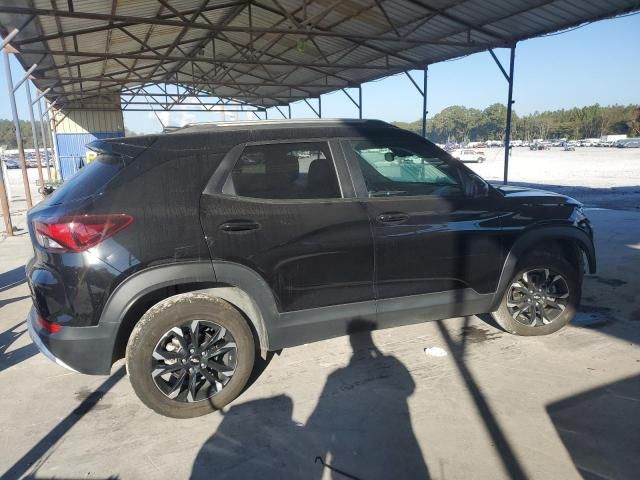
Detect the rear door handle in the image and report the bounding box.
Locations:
[376,212,410,224]
[219,220,261,232]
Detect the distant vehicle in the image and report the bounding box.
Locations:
[443,143,459,152]
[579,138,600,147]
[617,139,640,148]
[4,159,20,169]
[562,143,575,151]
[452,149,485,163]
[601,134,627,143]
[530,143,549,151]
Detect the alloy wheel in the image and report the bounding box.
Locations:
[506,268,570,327]
[151,320,237,402]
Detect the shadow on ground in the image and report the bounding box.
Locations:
[546,374,640,480]
[2,368,126,479]
[0,320,37,372]
[192,320,430,479]
[0,266,26,293]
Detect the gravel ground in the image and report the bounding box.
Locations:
[466,146,640,210]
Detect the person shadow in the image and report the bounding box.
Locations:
[191,395,310,479]
[191,319,429,479]
[306,319,429,479]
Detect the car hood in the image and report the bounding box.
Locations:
[493,184,582,207]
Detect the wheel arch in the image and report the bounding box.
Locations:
[105,261,279,366]
[491,226,596,311]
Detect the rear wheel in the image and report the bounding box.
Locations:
[126,293,255,418]
[492,254,581,336]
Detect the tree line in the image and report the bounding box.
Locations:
[393,103,640,143]
[0,119,45,150]
[2,103,639,149]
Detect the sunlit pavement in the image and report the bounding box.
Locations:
[1,208,638,480]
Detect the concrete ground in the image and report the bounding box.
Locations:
[1,156,639,479]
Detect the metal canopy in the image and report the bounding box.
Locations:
[1,0,639,112]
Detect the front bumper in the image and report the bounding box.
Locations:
[27,307,118,375]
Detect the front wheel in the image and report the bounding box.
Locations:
[491,254,581,336]
[126,294,255,418]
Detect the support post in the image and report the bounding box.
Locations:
[358,86,362,119]
[2,49,33,208]
[36,96,52,181]
[0,149,13,236]
[288,104,291,119]
[422,66,428,138]
[25,82,45,187]
[318,96,322,118]
[503,45,516,185]
[44,100,60,181]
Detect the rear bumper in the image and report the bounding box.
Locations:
[27,307,117,375]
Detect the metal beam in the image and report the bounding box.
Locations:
[52,80,350,90]
[0,149,13,235]
[25,81,45,187]
[503,45,516,184]
[9,2,248,46]
[1,6,507,47]
[405,68,429,137]
[2,50,33,208]
[422,67,428,137]
[26,48,408,72]
[0,14,35,51]
[36,95,52,181]
[488,49,510,82]
[303,98,321,118]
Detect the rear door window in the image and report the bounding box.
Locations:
[223,142,342,199]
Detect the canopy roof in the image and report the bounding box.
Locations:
[1,0,639,111]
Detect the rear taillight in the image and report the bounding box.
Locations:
[33,214,133,252]
[37,314,63,333]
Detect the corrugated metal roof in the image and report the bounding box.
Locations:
[0,0,638,111]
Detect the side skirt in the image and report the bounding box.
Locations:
[268,289,494,350]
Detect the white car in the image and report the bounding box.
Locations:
[452,149,486,163]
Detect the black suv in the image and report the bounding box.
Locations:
[26,120,595,418]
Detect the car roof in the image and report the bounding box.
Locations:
[168,118,392,134]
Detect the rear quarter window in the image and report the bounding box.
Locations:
[47,154,125,205]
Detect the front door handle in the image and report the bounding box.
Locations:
[376,212,410,224]
[219,220,261,232]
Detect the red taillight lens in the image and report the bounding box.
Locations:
[37,314,63,333]
[33,214,133,252]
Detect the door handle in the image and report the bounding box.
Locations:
[376,212,410,224]
[219,220,261,232]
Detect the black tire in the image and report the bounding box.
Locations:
[491,254,581,336]
[126,293,255,418]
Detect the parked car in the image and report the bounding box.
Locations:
[26,119,596,418]
[617,139,640,148]
[452,148,486,163]
[562,142,575,151]
[3,158,20,169]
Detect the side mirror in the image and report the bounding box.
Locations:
[465,174,490,199]
[384,152,395,162]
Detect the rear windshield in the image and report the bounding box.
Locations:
[47,153,125,205]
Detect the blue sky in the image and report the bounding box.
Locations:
[1,12,638,134]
